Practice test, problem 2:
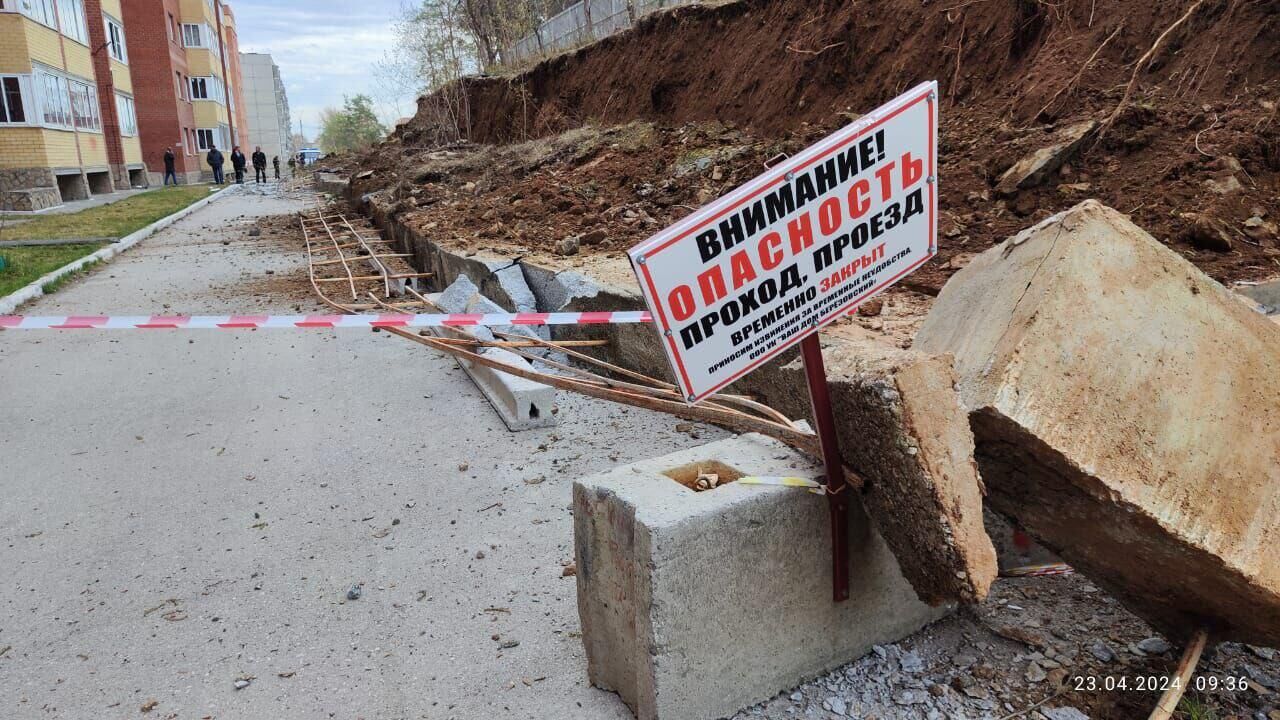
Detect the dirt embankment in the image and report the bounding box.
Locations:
[344,0,1280,290]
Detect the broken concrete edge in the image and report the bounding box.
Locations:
[0,184,240,314]
[917,199,1280,646]
[355,189,999,606]
[313,171,350,195]
[574,432,949,720]
[427,282,558,431]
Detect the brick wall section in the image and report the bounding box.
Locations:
[84,0,127,185]
[121,0,199,177]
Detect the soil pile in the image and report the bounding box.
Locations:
[345,0,1279,288]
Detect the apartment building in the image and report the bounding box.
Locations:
[239,52,292,165]
[0,0,147,210]
[120,0,245,184]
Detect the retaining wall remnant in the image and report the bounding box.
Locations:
[917,199,1280,646]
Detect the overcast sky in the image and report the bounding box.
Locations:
[232,0,412,140]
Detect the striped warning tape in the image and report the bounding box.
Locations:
[0,311,653,330]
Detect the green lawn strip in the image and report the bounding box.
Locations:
[0,243,109,296]
[0,185,214,242]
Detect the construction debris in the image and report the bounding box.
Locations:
[917,200,1280,646]
[995,121,1097,196]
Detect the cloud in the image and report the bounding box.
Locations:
[233,0,408,134]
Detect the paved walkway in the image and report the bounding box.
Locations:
[0,189,719,718]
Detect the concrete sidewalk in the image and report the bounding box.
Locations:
[0,191,722,719]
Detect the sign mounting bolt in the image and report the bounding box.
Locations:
[636,254,646,265]
[928,91,936,102]
[927,175,936,184]
[663,329,673,337]
[785,171,796,181]
[687,393,696,402]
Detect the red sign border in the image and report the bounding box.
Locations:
[630,82,938,402]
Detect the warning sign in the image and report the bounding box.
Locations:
[629,82,939,403]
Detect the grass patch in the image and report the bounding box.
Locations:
[1178,695,1221,720]
[0,184,214,242]
[0,243,108,296]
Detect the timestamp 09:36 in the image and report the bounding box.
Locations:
[1072,674,1251,693]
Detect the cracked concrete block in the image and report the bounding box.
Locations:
[736,330,998,605]
[917,199,1280,646]
[429,280,557,430]
[464,346,556,431]
[574,433,945,720]
[995,120,1096,196]
[520,264,603,312]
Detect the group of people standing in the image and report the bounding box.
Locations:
[160,145,282,186]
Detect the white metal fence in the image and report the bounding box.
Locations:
[507,0,700,64]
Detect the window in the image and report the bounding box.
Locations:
[189,76,225,103]
[12,0,57,28]
[196,128,216,151]
[181,23,207,48]
[0,75,30,124]
[104,14,126,62]
[55,0,86,43]
[115,92,136,136]
[37,70,70,128]
[68,78,99,131]
[166,12,175,42]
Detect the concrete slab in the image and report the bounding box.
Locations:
[574,433,947,720]
[917,199,1280,646]
[736,331,998,606]
[429,277,557,431]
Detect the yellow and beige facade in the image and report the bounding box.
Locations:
[0,0,147,210]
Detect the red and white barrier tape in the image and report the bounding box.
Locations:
[0,311,653,330]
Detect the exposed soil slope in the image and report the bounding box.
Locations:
[347,0,1280,287]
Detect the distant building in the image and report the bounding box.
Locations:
[0,0,148,210]
[119,0,246,184]
[298,147,320,165]
[239,52,291,164]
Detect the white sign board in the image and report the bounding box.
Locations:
[629,81,939,403]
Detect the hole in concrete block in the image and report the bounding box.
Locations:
[128,168,147,188]
[662,460,744,492]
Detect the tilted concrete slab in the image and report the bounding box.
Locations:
[574,433,946,720]
[426,279,557,431]
[736,332,998,605]
[916,199,1280,646]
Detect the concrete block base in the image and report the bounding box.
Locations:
[574,433,947,720]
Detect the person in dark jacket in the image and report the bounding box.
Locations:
[206,146,225,184]
[163,147,177,186]
[230,146,247,184]
[252,146,267,183]
[272,155,280,180]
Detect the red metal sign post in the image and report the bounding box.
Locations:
[799,333,851,602]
